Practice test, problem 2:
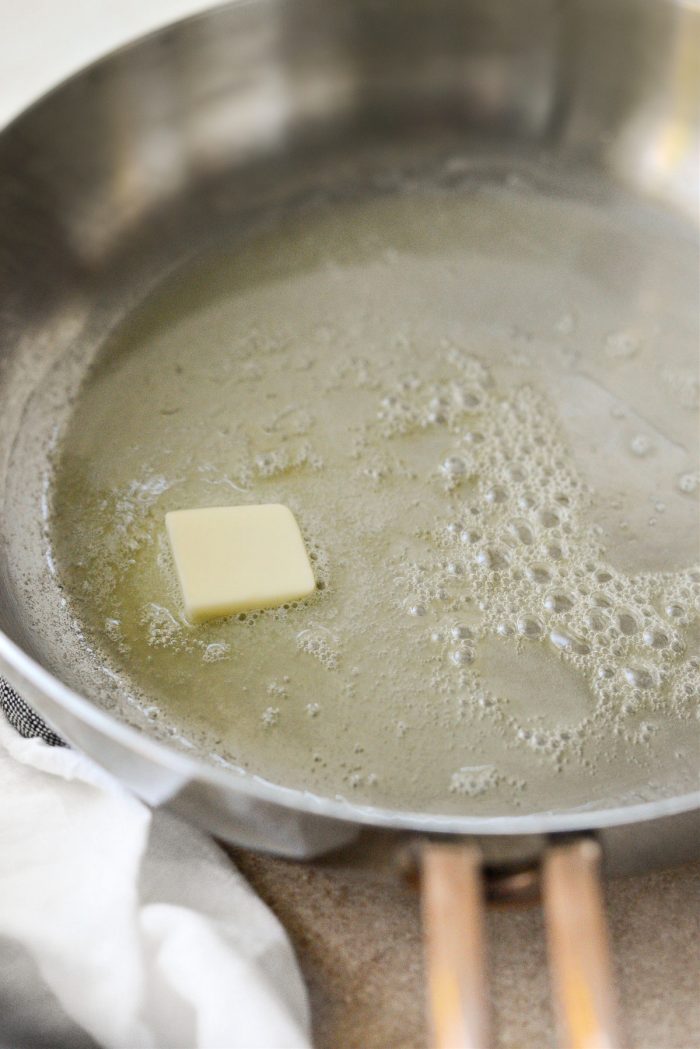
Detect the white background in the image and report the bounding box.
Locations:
[0,0,215,128]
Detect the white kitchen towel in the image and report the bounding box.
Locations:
[1,5,310,1046]
[0,713,311,1049]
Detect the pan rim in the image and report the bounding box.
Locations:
[1,0,697,840]
[2,629,698,836]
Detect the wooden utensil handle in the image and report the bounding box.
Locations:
[420,837,622,1049]
[421,843,491,1049]
[543,837,621,1049]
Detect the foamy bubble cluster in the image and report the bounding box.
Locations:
[369,350,699,766]
[295,625,340,670]
[449,763,525,798]
[375,351,492,439]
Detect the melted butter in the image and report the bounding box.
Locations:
[48,184,700,814]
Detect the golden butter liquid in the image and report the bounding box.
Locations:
[48,183,700,814]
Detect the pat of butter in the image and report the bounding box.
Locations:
[165,504,316,623]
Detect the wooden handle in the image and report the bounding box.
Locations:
[543,838,622,1049]
[421,843,491,1049]
[419,837,622,1049]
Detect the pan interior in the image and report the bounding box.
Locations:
[12,155,700,819]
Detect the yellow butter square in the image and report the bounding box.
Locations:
[165,504,316,623]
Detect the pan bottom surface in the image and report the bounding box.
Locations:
[15,153,700,818]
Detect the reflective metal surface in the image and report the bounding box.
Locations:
[0,0,698,864]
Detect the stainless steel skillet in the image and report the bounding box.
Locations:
[0,1,698,1045]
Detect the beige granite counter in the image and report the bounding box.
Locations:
[229,847,700,1049]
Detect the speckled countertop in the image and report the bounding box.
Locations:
[229,846,700,1049]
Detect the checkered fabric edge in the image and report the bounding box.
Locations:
[0,678,66,746]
